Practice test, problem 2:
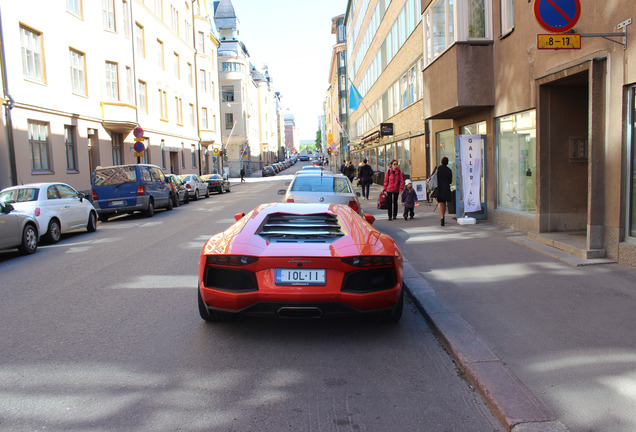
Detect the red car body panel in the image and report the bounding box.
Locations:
[198,203,403,318]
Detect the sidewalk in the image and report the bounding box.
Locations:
[362,183,636,432]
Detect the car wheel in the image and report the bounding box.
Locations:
[18,224,38,255]
[166,196,173,211]
[218,186,224,194]
[198,289,237,322]
[87,211,97,232]
[173,193,179,207]
[227,184,231,193]
[144,199,155,217]
[46,219,62,243]
[184,192,190,204]
[205,188,210,198]
[194,190,199,201]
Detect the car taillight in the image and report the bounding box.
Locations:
[136,185,144,196]
[185,184,192,189]
[206,255,259,267]
[286,198,294,203]
[348,200,359,213]
[34,207,41,217]
[92,190,98,201]
[341,256,394,267]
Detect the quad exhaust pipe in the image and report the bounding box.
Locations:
[277,306,323,319]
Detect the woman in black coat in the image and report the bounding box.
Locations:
[436,157,453,226]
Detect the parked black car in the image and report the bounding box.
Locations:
[262,166,276,177]
[200,174,231,194]
[165,174,190,206]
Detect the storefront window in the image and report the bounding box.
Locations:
[369,148,377,171]
[436,129,455,173]
[386,143,395,167]
[496,111,537,213]
[378,146,386,173]
[397,140,411,176]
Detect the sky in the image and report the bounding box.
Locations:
[212,0,349,141]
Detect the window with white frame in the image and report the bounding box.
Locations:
[102,0,116,31]
[225,113,233,129]
[105,61,119,100]
[187,62,192,86]
[135,23,144,57]
[125,66,133,103]
[188,103,194,126]
[196,31,205,53]
[157,39,164,69]
[122,0,130,38]
[154,0,163,18]
[174,52,180,78]
[20,26,44,81]
[423,0,492,66]
[176,97,183,125]
[191,144,197,168]
[112,133,123,165]
[69,49,86,95]
[138,80,147,113]
[67,0,81,17]
[201,107,208,129]
[28,121,50,172]
[159,89,168,120]
[199,69,206,91]
[64,125,78,171]
[500,0,514,35]
[222,86,234,102]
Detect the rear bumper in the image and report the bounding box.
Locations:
[94,196,148,215]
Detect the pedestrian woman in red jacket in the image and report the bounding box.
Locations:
[382,159,405,220]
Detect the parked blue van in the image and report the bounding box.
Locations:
[91,164,172,221]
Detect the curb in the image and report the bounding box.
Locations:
[402,261,569,432]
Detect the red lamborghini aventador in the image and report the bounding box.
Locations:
[198,202,404,322]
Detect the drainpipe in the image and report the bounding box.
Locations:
[192,0,202,176]
[0,8,17,186]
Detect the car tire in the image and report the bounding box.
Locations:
[166,196,173,211]
[227,184,231,193]
[46,218,62,243]
[172,193,179,208]
[218,186,223,194]
[184,192,190,204]
[194,190,199,201]
[87,211,97,232]
[144,199,155,217]
[205,188,210,198]
[18,224,38,255]
[198,289,237,322]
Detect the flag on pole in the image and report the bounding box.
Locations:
[334,115,343,133]
[349,82,363,111]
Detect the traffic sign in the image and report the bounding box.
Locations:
[133,141,145,152]
[537,33,581,49]
[133,127,144,138]
[534,0,581,33]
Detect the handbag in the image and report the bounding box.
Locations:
[430,187,439,199]
[377,192,387,209]
[426,166,438,192]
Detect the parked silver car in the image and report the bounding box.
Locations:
[278,171,363,215]
[0,202,39,254]
[177,174,209,200]
[0,182,97,243]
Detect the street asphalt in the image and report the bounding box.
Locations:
[230,168,636,432]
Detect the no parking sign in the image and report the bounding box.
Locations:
[534,0,581,33]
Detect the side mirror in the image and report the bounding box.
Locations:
[277,189,286,195]
[356,192,361,197]
[1,203,13,213]
[234,212,245,221]
[78,192,85,202]
[364,214,375,225]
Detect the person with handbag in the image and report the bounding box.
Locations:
[436,157,453,226]
[382,159,405,221]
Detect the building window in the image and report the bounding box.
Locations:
[170,5,179,33]
[64,125,78,171]
[500,0,514,35]
[67,0,82,17]
[141,137,150,164]
[157,39,164,69]
[198,69,206,91]
[20,26,44,81]
[160,140,166,169]
[196,31,205,53]
[187,62,192,86]
[28,121,50,172]
[154,0,163,19]
[174,52,180,78]
[189,103,195,126]
[112,132,123,165]
[69,49,86,95]
[222,62,244,72]
[225,113,233,129]
[125,66,133,103]
[191,144,197,168]
[102,0,116,31]
[137,80,147,113]
[496,111,537,213]
[105,61,119,100]
[201,107,208,129]
[135,23,145,57]
[122,0,130,38]
[176,97,183,125]
[222,86,234,102]
[159,89,168,120]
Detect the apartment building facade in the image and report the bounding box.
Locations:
[420,0,636,266]
[0,0,221,193]
[324,14,348,165]
[345,0,424,180]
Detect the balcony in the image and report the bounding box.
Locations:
[422,42,494,120]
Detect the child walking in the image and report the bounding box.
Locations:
[401,179,418,220]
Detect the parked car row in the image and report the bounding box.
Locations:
[0,164,233,255]
[262,158,297,177]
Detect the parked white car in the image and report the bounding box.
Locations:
[0,202,39,254]
[177,174,209,200]
[0,183,97,243]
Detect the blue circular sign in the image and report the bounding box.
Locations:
[133,141,145,152]
[133,127,144,138]
[534,0,581,33]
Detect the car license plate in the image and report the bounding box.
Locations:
[275,269,326,285]
[111,200,125,206]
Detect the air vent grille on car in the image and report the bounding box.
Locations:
[257,213,344,243]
